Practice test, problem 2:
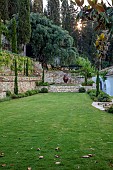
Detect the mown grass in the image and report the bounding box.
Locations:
[0,93,113,170]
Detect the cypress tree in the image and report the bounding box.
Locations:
[96,70,100,97]
[42,68,44,83]
[18,0,31,55]
[0,14,1,50]
[8,0,19,19]
[32,0,43,13]
[61,0,69,30]
[24,59,26,75]
[11,17,17,53]
[47,0,60,26]
[0,0,9,22]
[26,58,29,76]
[14,59,18,95]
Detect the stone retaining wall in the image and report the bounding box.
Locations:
[38,85,95,93]
[44,71,84,84]
[0,76,40,94]
[0,91,6,99]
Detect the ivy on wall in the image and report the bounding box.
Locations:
[0,50,33,75]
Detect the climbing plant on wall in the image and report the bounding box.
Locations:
[0,50,33,75]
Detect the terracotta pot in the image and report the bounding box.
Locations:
[63,75,68,83]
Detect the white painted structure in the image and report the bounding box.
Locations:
[92,71,113,96]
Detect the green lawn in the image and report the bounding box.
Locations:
[0,93,113,170]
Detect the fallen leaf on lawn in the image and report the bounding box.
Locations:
[37,148,41,151]
[82,154,94,158]
[10,164,14,166]
[0,153,4,157]
[55,147,60,151]
[39,156,44,159]
[82,155,90,158]
[88,154,94,157]
[89,148,95,150]
[55,162,61,165]
[27,167,32,170]
[55,155,60,158]
[1,164,6,167]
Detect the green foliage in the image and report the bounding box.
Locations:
[14,59,18,95]
[87,89,111,102]
[8,0,19,19]
[0,50,33,75]
[96,70,100,97]
[18,0,31,45]
[100,70,108,81]
[77,56,95,85]
[11,17,17,53]
[26,57,29,76]
[47,0,60,26]
[32,0,43,13]
[9,90,39,99]
[107,105,113,113]
[97,93,111,102]
[39,87,48,93]
[77,4,113,35]
[0,19,8,50]
[36,81,49,86]
[79,87,86,93]
[6,90,12,97]
[0,0,9,21]
[82,80,94,86]
[30,13,78,65]
[0,15,1,50]
[87,89,97,101]
[42,68,44,83]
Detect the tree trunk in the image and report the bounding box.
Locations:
[99,58,101,71]
[23,44,26,56]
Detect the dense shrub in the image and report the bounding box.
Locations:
[25,90,38,96]
[79,87,86,93]
[17,93,26,98]
[39,88,48,93]
[87,89,111,102]
[87,89,96,94]
[36,81,49,86]
[107,105,113,113]
[88,90,97,101]
[6,90,12,97]
[11,94,18,99]
[82,80,94,86]
[0,89,39,102]
[97,93,111,102]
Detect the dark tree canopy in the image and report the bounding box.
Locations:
[47,0,60,26]
[8,0,19,19]
[32,0,43,13]
[0,0,9,22]
[18,0,31,45]
[30,13,78,65]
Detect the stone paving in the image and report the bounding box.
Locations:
[92,100,113,111]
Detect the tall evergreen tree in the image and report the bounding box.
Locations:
[61,0,69,30]
[8,0,19,19]
[0,14,1,50]
[47,0,60,26]
[32,0,43,13]
[0,0,9,22]
[68,1,77,35]
[18,0,31,55]
[11,17,17,53]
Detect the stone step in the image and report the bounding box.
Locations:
[49,85,79,92]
